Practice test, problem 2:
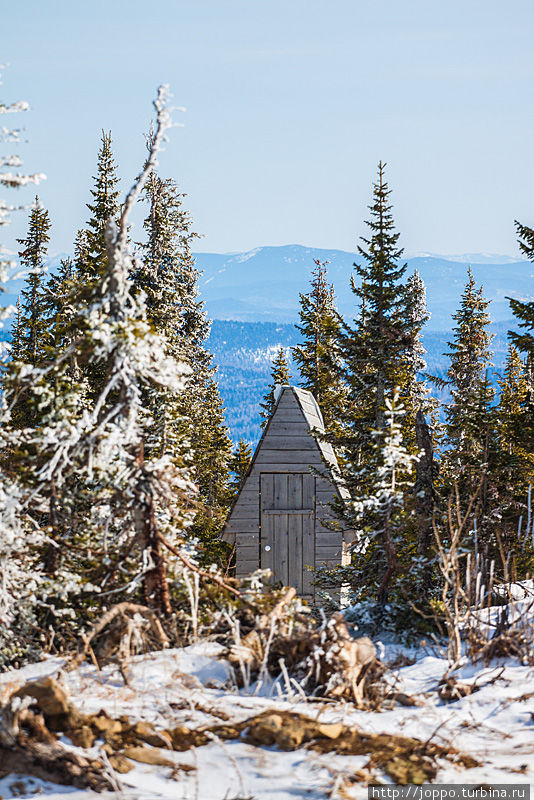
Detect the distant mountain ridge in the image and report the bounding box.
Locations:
[0,246,528,443]
[195,244,531,330]
[1,245,529,332]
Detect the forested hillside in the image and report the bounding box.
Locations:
[208,319,515,443]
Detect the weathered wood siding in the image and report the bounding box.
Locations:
[224,386,349,596]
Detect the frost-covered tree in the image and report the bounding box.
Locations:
[0,67,46,291]
[293,260,346,433]
[340,391,418,614]
[0,70,47,664]
[1,88,198,624]
[136,165,232,565]
[0,469,48,666]
[403,270,431,426]
[260,346,292,426]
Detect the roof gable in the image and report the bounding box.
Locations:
[222,386,348,541]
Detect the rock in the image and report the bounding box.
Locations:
[122,745,175,767]
[90,714,123,736]
[12,677,85,734]
[131,721,173,749]
[243,711,343,750]
[316,722,344,739]
[438,677,479,703]
[108,753,134,773]
[68,725,96,749]
[171,762,197,774]
[167,725,209,751]
[14,678,70,718]
[246,713,305,750]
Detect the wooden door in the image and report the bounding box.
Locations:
[260,473,315,595]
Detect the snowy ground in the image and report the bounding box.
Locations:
[1,640,534,799]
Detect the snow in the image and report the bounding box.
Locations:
[2,638,534,799]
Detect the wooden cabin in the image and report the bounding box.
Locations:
[222,385,352,601]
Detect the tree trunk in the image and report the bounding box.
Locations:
[415,409,435,592]
[134,500,172,617]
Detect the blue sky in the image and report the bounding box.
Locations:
[3,0,534,257]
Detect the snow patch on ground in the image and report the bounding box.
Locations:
[2,641,534,798]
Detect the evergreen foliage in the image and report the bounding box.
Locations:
[136,166,232,567]
[508,219,534,358]
[323,391,423,632]
[326,165,431,608]
[492,345,534,559]
[15,197,51,365]
[336,163,428,478]
[2,72,534,664]
[83,131,120,282]
[293,260,346,433]
[403,270,431,434]
[229,439,253,495]
[260,346,292,426]
[0,89,199,656]
[440,268,495,519]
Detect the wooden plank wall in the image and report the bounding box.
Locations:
[227,388,345,583]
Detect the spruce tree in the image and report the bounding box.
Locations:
[9,297,24,361]
[326,165,432,618]
[15,197,51,365]
[188,379,234,567]
[440,268,495,526]
[293,260,346,433]
[403,270,430,425]
[83,131,120,282]
[229,439,253,495]
[494,346,534,530]
[508,218,534,358]
[8,199,51,429]
[338,391,418,617]
[42,257,78,352]
[260,346,292,426]
[337,162,424,475]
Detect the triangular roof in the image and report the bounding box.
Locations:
[222,385,348,543]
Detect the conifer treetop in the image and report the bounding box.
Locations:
[293,258,345,432]
[446,266,493,391]
[15,197,51,367]
[260,346,292,427]
[508,218,534,357]
[354,161,407,295]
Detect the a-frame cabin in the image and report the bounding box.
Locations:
[222,385,352,601]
